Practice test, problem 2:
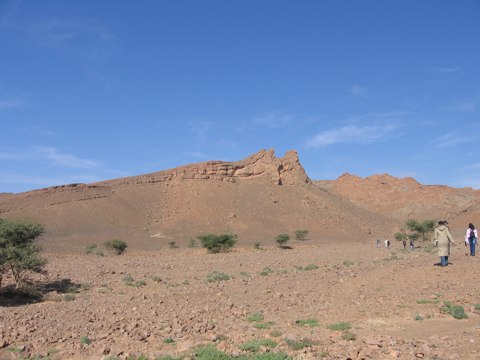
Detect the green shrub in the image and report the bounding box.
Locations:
[163,338,175,344]
[254,322,274,329]
[194,345,231,360]
[326,322,351,331]
[240,338,277,352]
[122,275,134,285]
[441,301,468,319]
[343,260,354,267]
[294,230,309,241]
[414,314,423,321]
[63,294,76,302]
[275,234,290,248]
[284,338,316,350]
[80,336,91,345]
[295,264,318,271]
[295,319,319,327]
[103,239,127,255]
[247,312,264,322]
[206,271,230,282]
[474,304,480,311]
[85,244,97,254]
[258,267,273,276]
[198,233,237,253]
[0,219,47,290]
[342,332,356,341]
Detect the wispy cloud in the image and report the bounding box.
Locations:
[448,97,480,112]
[349,85,368,96]
[0,99,26,109]
[0,146,101,169]
[433,66,462,74]
[431,132,469,149]
[306,123,399,147]
[189,121,215,144]
[306,111,405,148]
[254,111,294,128]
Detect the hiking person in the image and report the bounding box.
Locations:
[465,223,477,256]
[434,220,454,267]
[403,239,406,249]
[376,239,381,248]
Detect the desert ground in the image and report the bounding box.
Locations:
[1,239,479,360]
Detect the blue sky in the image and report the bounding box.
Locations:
[1,0,479,193]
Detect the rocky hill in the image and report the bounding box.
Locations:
[0,150,397,251]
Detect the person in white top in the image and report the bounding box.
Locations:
[465,223,477,256]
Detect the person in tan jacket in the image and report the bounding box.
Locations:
[434,220,454,267]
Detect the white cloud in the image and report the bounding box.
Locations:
[306,123,399,148]
[433,66,462,74]
[0,146,101,169]
[254,111,294,128]
[350,85,367,96]
[448,98,479,112]
[0,99,25,109]
[431,132,469,149]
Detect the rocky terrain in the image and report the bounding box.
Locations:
[1,149,480,359]
[1,242,479,359]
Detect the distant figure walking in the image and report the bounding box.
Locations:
[410,240,415,249]
[376,239,381,248]
[465,223,477,256]
[403,239,406,249]
[434,220,454,267]
[385,239,390,248]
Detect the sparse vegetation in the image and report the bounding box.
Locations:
[258,267,274,276]
[163,337,175,344]
[326,321,351,331]
[206,271,230,282]
[294,229,309,241]
[0,218,47,290]
[63,294,76,302]
[342,332,356,341]
[198,233,237,253]
[254,242,262,250]
[474,304,480,311]
[343,260,354,267]
[247,312,264,322]
[295,264,318,271]
[239,338,277,352]
[254,321,274,329]
[275,233,290,248]
[188,239,197,248]
[414,314,423,321]
[80,335,91,345]
[405,219,436,242]
[168,240,178,249]
[295,319,319,327]
[441,301,467,319]
[103,239,128,255]
[284,338,316,350]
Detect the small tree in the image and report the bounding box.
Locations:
[0,219,47,289]
[394,230,409,242]
[103,239,128,255]
[198,233,237,253]
[406,219,436,241]
[276,233,290,248]
[294,230,309,241]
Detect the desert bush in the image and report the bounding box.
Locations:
[254,321,274,329]
[103,239,127,255]
[414,314,423,321]
[247,312,264,322]
[406,219,436,241]
[254,242,262,250]
[122,275,134,285]
[80,336,91,345]
[284,338,316,350]
[295,319,319,327]
[198,233,237,253]
[168,241,178,249]
[342,332,356,341]
[258,267,273,276]
[474,304,480,311]
[85,244,97,254]
[63,294,76,302]
[326,321,351,331]
[0,219,47,290]
[275,234,290,248]
[440,300,467,319]
[194,345,231,360]
[240,338,277,352]
[294,229,309,241]
[295,264,318,271]
[206,271,230,282]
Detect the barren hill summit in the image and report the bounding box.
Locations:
[0,149,396,251]
[316,173,480,238]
